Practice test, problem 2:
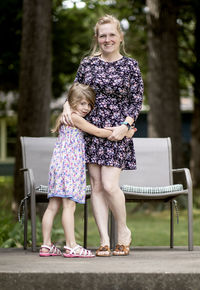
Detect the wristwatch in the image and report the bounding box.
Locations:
[121,121,131,130]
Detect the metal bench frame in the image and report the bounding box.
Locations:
[20,137,193,251]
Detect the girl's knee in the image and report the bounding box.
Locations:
[46,198,61,215]
[62,198,76,209]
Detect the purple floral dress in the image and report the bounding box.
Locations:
[74,56,144,170]
[48,125,86,204]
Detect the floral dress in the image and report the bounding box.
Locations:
[74,56,144,170]
[48,125,86,204]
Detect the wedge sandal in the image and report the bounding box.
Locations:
[96,245,111,257]
[113,244,130,256]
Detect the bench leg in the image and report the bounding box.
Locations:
[84,199,88,249]
[24,198,28,250]
[31,195,37,252]
[188,191,193,251]
[170,200,174,248]
[110,212,117,250]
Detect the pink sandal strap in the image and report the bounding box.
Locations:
[63,245,95,258]
[50,244,62,255]
[40,245,51,251]
[40,244,62,256]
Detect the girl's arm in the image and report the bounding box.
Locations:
[106,126,137,139]
[71,113,111,138]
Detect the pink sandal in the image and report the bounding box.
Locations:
[63,245,95,258]
[39,244,62,257]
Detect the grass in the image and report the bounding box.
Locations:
[0,176,200,248]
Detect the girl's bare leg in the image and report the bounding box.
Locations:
[101,166,131,245]
[88,163,110,246]
[41,197,62,251]
[62,198,76,248]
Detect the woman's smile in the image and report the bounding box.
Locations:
[98,23,122,56]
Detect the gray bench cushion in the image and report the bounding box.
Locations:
[37,184,183,195]
[86,184,183,194]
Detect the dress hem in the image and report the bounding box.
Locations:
[47,194,85,204]
[86,161,136,171]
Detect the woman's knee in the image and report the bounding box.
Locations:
[90,179,104,194]
[88,164,103,193]
[102,180,119,195]
[101,166,121,195]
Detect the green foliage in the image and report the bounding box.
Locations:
[0,0,148,99]
[178,2,195,97]
[0,0,195,101]
[52,4,94,98]
[0,0,22,92]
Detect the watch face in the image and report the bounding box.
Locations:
[127,123,131,130]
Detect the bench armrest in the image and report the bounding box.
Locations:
[20,167,36,197]
[172,168,193,192]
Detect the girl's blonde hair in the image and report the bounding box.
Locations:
[52,83,95,133]
[89,14,126,57]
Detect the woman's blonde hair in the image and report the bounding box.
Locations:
[52,83,95,133]
[89,14,126,57]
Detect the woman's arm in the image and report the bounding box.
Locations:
[71,113,112,138]
[61,101,74,126]
[127,60,143,122]
[107,61,143,141]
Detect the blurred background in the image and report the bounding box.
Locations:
[0,0,199,248]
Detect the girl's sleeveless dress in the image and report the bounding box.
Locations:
[48,125,86,204]
[74,56,144,170]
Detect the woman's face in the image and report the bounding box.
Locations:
[97,23,122,56]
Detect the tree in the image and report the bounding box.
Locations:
[13,0,52,207]
[178,0,200,187]
[0,0,22,92]
[190,0,200,187]
[146,0,183,168]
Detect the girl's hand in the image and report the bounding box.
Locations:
[61,101,74,126]
[104,125,128,141]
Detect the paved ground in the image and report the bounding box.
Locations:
[0,247,200,290]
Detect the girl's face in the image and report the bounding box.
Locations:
[75,98,92,117]
[97,23,123,56]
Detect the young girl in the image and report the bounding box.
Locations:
[39,82,113,258]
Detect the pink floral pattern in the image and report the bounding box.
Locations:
[75,56,144,170]
[48,125,86,204]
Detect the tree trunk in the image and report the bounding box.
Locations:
[13,0,52,208]
[190,0,200,187]
[146,0,182,169]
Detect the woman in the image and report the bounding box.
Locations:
[63,15,143,256]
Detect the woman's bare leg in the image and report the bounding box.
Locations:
[88,163,110,247]
[42,197,62,251]
[101,166,131,245]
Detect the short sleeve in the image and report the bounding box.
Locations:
[128,61,144,121]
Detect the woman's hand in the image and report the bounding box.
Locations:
[105,126,137,141]
[61,101,74,126]
[105,125,128,141]
[125,127,137,138]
